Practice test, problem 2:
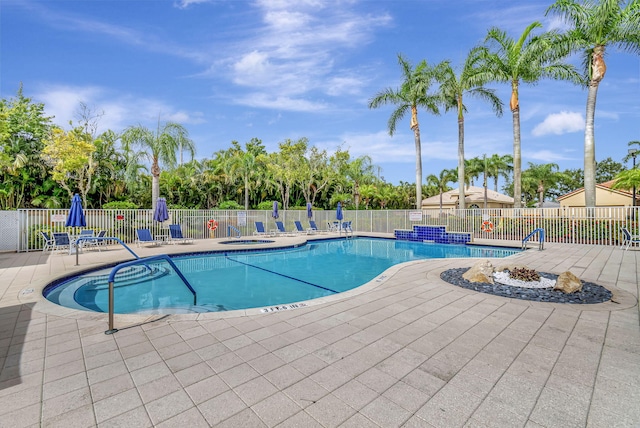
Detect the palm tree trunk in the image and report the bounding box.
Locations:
[512,108,522,209]
[244,176,250,210]
[413,126,423,210]
[151,161,160,212]
[584,81,600,209]
[457,117,466,210]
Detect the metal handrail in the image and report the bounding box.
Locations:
[74,236,140,266]
[227,225,241,238]
[105,255,197,334]
[522,228,545,250]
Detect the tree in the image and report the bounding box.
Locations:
[547,0,640,208]
[595,157,626,183]
[426,168,456,213]
[438,47,504,209]
[225,139,266,209]
[121,120,195,211]
[611,169,640,205]
[522,162,561,207]
[41,126,96,203]
[482,22,581,208]
[486,154,513,192]
[369,54,446,209]
[0,85,53,209]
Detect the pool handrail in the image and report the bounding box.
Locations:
[227,225,241,238]
[105,254,197,334]
[522,228,545,250]
[74,236,140,266]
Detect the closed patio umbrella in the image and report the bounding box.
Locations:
[336,202,343,221]
[65,194,86,229]
[272,201,279,219]
[153,197,169,223]
[306,202,313,219]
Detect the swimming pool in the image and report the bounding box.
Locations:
[44,237,521,314]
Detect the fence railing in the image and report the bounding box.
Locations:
[12,206,640,252]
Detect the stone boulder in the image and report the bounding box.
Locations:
[463,260,495,284]
[553,271,583,293]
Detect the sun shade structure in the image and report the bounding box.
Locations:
[272,201,279,219]
[336,202,343,221]
[307,202,313,219]
[65,194,86,228]
[153,197,169,222]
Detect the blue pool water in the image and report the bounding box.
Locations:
[44,238,520,314]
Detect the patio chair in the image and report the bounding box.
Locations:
[82,230,106,252]
[294,220,314,235]
[254,221,269,236]
[52,232,71,253]
[275,221,295,236]
[40,231,54,252]
[620,227,640,250]
[328,221,340,232]
[341,221,353,237]
[169,224,193,244]
[309,220,323,234]
[135,228,160,247]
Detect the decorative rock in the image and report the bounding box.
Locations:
[462,260,495,284]
[495,263,530,272]
[553,271,583,293]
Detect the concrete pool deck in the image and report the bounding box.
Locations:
[0,235,638,427]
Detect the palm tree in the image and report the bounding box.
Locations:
[438,47,503,210]
[426,168,456,214]
[622,140,640,206]
[122,120,195,212]
[486,154,513,192]
[547,0,640,208]
[522,162,561,207]
[481,22,581,208]
[369,54,447,209]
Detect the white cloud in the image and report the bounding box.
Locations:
[527,149,576,162]
[227,1,391,110]
[235,93,330,112]
[174,0,212,9]
[532,111,584,136]
[34,84,206,133]
[319,130,458,164]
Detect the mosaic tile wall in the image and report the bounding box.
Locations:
[394,225,471,244]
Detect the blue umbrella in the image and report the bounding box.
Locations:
[153,197,169,222]
[336,202,343,221]
[65,194,86,228]
[272,201,279,219]
[306,202,313,219]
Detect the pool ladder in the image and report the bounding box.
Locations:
[227,225,241,238]
[104,253,196,335]
[522,228,545,250]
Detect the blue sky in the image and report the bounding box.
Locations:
[2,0,639,186]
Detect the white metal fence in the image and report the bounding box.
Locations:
[8,206,640,252]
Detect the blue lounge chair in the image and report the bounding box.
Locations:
[136,228,160,247]
[294,221,314,235]
[254,221,269,236]
[52,232,71,253]
[341,221,353,236]
[275,221,294,236]
[169,224,193,244]
[309,220,323,233]
[82,230,106,252]
[620,227,640,250]
[40,231,54,252]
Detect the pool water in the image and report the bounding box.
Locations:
[45,238,520,314]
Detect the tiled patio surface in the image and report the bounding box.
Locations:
[0,236,638,427]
